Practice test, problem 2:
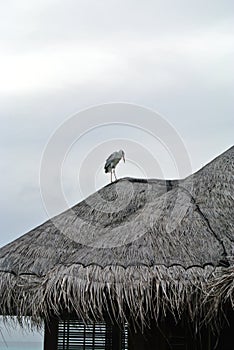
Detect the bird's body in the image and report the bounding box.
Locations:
[104,151,123,173]
[104,149,125,182]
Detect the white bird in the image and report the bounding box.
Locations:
[104,149,125,182]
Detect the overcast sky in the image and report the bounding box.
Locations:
[0,0,234,344]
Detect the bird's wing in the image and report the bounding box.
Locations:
[105,152,119,164]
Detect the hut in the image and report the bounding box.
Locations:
[0,146,233,349]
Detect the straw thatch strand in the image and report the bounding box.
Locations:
[0,146,233,330]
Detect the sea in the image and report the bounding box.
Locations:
[0,342,42,350]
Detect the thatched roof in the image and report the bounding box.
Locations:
[0,146,233,329]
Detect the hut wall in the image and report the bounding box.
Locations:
[214,310,234,350]
[43,313,234,350]
[128,317,213,350]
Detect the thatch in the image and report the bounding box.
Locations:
[0,145,233,330]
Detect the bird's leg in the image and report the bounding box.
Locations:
[113,168,117,180]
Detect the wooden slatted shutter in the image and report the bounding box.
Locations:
[57,319,128,350]
[168,335,188,349]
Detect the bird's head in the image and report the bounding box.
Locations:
[119,149,125,162]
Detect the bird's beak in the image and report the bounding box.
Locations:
[123,155,125,163]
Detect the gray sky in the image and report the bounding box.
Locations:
[0,0,234,343]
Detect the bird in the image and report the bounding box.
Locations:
[104,149,125,182]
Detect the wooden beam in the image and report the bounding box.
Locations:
[44,318,58,350]
[112,324,122,350]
